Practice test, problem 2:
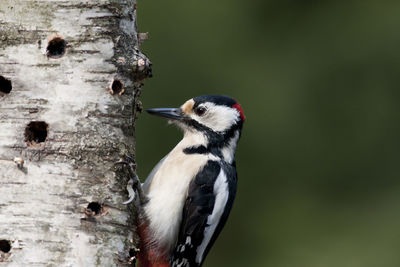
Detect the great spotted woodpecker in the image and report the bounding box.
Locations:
[125,95,245,267]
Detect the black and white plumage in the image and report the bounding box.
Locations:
[134,95,245,267]
[170,160,237,267]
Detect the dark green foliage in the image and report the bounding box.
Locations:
[137,1,400,266]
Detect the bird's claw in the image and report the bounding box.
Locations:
[123,154,135,163]
[122,176,139,205]
[114,155,136,168]
[115,155,148,205]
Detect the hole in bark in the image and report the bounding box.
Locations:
[25,121,49,145]
[111,79,123,95]
[46,36,67,58]
[86,202,102,215]
[0,76,12,94]
[0,240,11,253]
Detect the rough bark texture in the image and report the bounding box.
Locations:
[0,1,151,266]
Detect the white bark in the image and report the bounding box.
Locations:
[0,1,151,266]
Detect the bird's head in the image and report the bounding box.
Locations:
[147,95,245,160]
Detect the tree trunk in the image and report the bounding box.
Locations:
[0,0,151,266]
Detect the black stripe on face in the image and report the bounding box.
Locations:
[182,117,243,160]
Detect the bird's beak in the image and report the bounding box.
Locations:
[146,108,183,120]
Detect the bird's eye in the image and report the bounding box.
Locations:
[195,106,207,116]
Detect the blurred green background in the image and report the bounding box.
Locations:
[135,1,400,266]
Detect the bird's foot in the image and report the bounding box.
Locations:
[122,177,137,205]
[115,155,148,205]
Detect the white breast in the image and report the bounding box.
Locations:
[143,135,209,252]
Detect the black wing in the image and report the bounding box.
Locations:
[171,160,237,267]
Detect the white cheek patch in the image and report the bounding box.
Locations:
[192,103,240,132]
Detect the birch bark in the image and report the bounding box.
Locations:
[0,1,151,266]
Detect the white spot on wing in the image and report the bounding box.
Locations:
[195,169,229,264]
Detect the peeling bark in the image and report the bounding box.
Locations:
[0,1,151,266]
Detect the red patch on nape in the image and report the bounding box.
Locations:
[233,102,246,121]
